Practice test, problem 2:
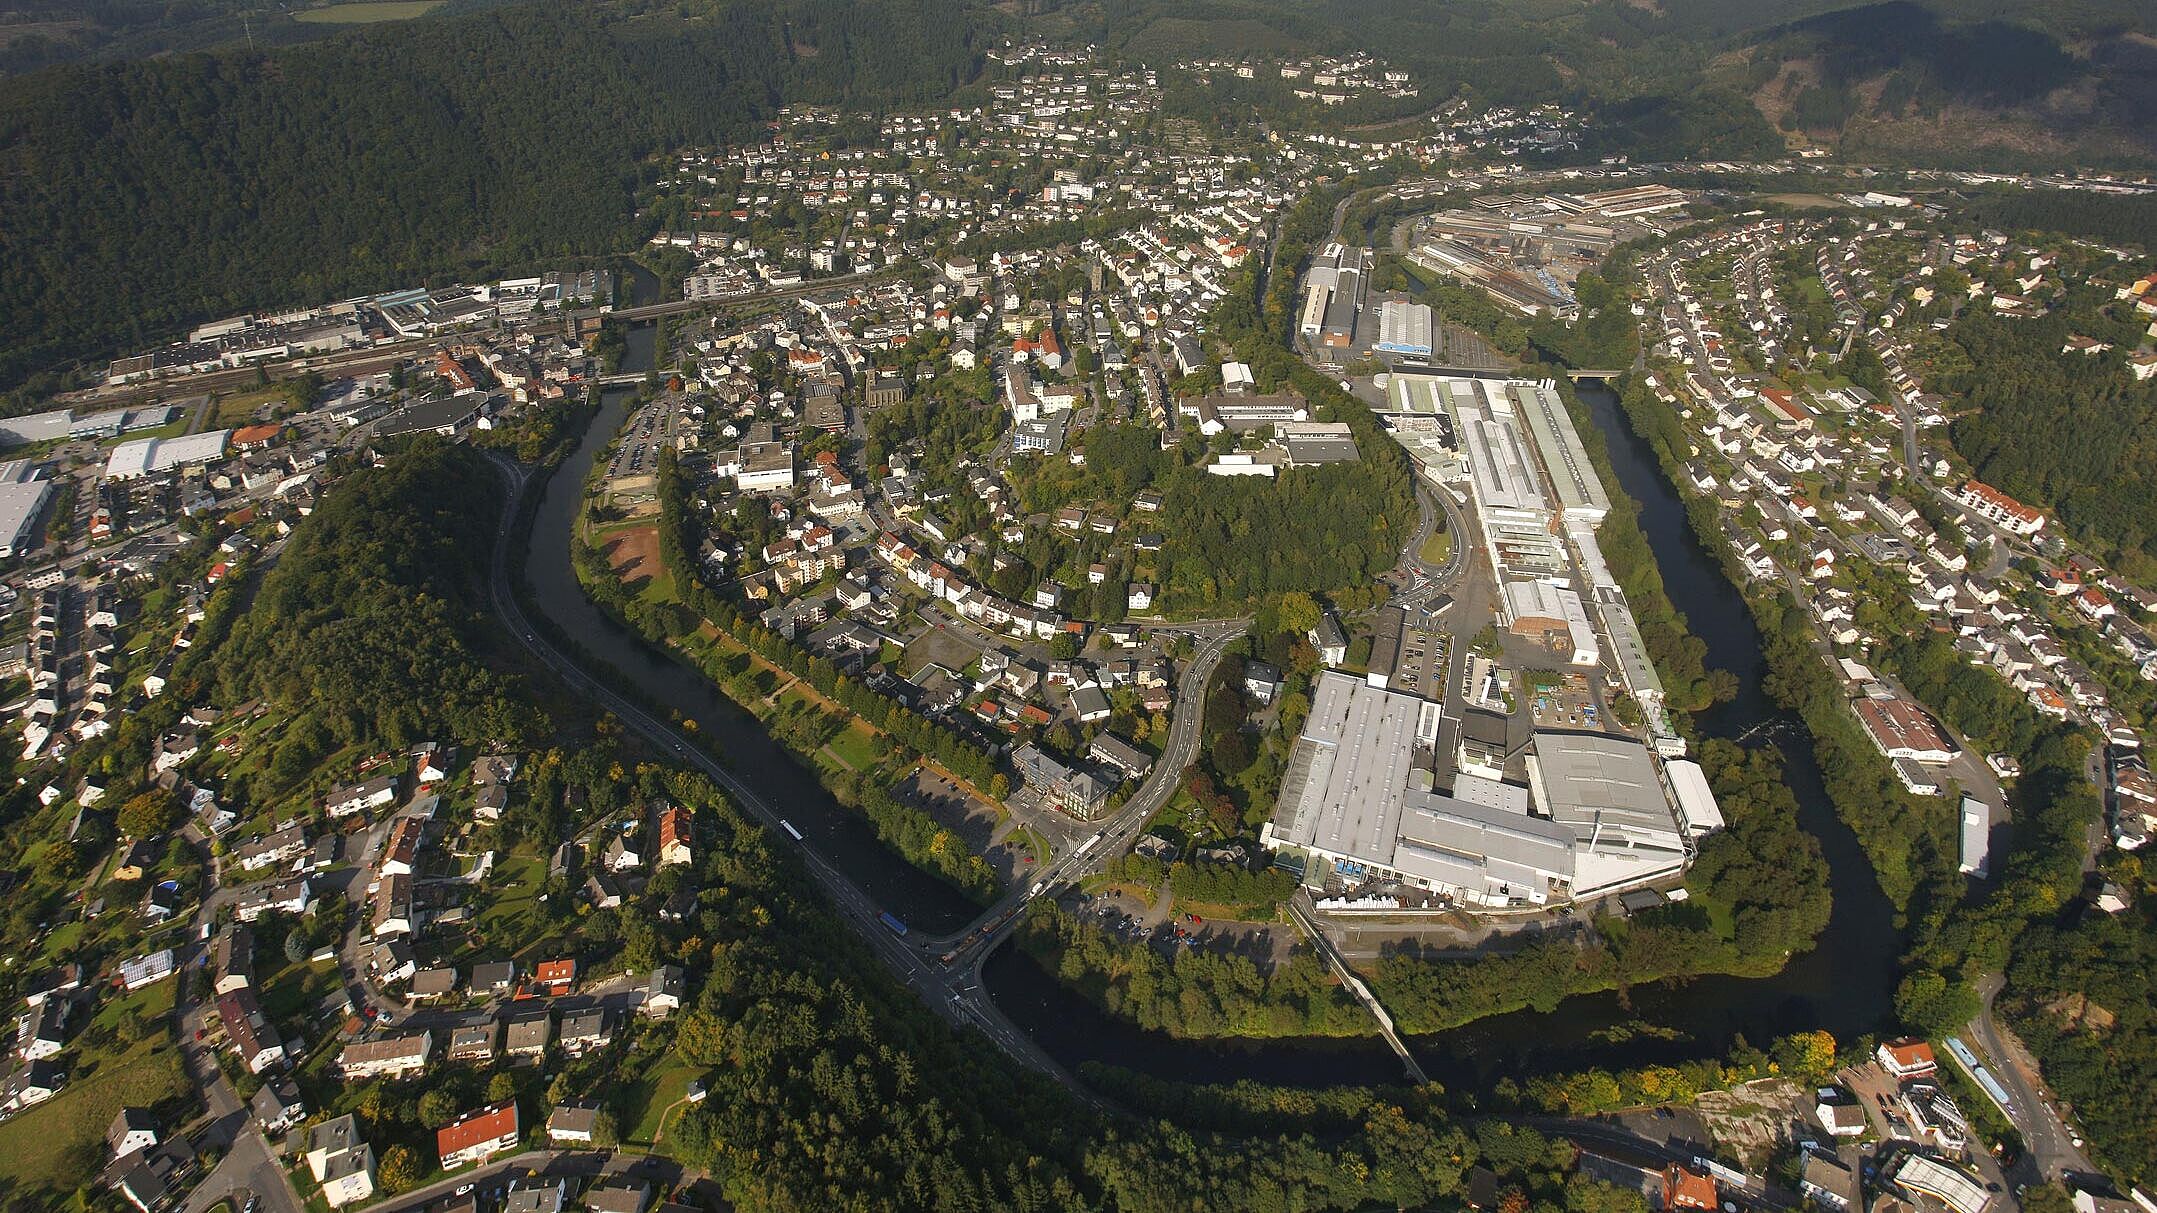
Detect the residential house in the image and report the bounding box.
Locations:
[337,1032,432,1079]
[235,823,308,872]
[470,961,516,996]
[447,1022,499,1063]
[435,1101,519,1170]
[327,775,398,819]
[504,1012,552,1059]
[532,958,577,995]
[546,1103,602,1145]
[251,1079,306,1136]
[305,1114,377,1208]
[1876,1038,1937,1078]
[656,805,693,867]
[214,988,286,1073]
[107,1107,159,1160]
[558,1009,612,1055]
[645,965,685,1019]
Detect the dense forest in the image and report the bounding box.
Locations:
[1944,299,2157,578]
[0,0,993,388]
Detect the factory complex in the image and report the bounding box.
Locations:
[1263,371,1711,909]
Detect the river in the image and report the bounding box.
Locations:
[526,298,1900,1090]
[520,262,983,935]
[982,381,1902,1089]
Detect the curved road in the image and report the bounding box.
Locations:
[928,625,1247,981]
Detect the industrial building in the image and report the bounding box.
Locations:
[1510,380,1609,524]
[1524,730,1692,896]
[0,460,53,559]
[1374,299,1435,358]
[1960,795,1992,877]
[1263,674,1708,906]
[103,430,232,481]
[1502,579,1598,666]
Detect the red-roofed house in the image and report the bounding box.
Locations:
[1663,1165,1718,1211]
[1876,1038,1937,1078]
[532,959,577,995]
[1955,479,2046,536]
[656,805,693,868]
[436,1102,519,1169]
[231,424,285,451]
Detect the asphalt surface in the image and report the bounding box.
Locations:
[1971,975,2094,1184]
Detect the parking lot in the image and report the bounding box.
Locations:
[1525,670,1604,730]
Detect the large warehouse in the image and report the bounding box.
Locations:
[1264,673,1710,906]
[0,460,53,559]
[1375,299,1435,357]
[104,430,231,481]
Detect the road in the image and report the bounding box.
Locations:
[175,836,307,1213]
[1970,975,2094,1184]
[926,623,1247,978]
[481,452,1100,1101]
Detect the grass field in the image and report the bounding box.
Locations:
[0,1036,186,1193]
[822,722,882,772]
[295,1,443,23]
[623,1057,703,1146]
[1417,527,1451,565]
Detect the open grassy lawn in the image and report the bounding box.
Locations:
[469,851,551,958]
[822,722,882,773]
[294,1,443,22]
[210,387,288,428]
[1417,527,1451,565]
[623,1057,704,1147]
[0,1036,186,1193]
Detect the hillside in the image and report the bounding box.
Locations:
[1081,0,2155,165]
[0,0,993,389]
[3,0,2152,391]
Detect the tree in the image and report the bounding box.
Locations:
[592,1108,621,1149]
[1047,632,1081,661]
[486,1071,519,1103]
[417,1087,462,1128]
[1275,591,1322,636]
[117,790,178,840]
[378,1145,421,1194]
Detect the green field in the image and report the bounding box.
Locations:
[822,723,881,772]
[1417,527,1451,565]
[624,1057,703,1146]
[0,1037,187,1193]
[295,1,443,22]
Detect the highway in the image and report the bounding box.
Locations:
[483,452,1104,1101]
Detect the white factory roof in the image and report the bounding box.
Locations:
[1512,381,1610,522]
[1661,759,1724,836]
[1525,731,1685,850]
[105,430,230,480]
[1271,672,1436,862]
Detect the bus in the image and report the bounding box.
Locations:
[779,820,803,841]
[878,912,908,937]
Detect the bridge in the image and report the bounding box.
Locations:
[1287,896,1430,1084]
[1563,369,1627,381]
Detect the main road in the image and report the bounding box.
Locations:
[924,623,1247,981]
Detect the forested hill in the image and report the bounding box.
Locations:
[0,0,991,390]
